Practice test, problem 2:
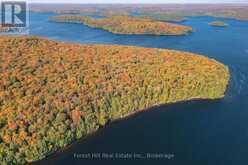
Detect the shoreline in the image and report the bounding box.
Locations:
[0,36,230,164]
[48,15,193,36]
[50,20,192,36]
[31,95,227,165]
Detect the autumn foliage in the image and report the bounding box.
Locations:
[0,36,229,164]
[49,15,193,35]
[209,21,228,27]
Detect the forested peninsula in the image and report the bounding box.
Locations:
[0,36,229,164]
[49,15,193,35]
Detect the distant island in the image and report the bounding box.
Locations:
[209,21,229,27]
[0,36,229,164]
[49,15,193,35]
[31,4,248,21]
[130,12,188,22]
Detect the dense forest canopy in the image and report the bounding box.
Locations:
[0,36,229,164]
[49,15,193,35]
[31,4,248,21]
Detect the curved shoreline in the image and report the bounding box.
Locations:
[49,15,193,36]
[31,96,227,165]
[0,36,229,164]
[38,63,232,160]
[50,21,192,36]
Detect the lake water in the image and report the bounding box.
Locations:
[4,12,248,165]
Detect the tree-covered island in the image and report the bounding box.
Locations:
[209,21,229,27]
[49,15,193,35]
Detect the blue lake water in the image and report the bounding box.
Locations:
[4,12,248,165]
